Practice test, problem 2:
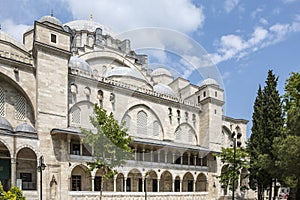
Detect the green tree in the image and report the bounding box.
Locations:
[248,70,284,200]
[216,147,249,194]
[0,182,25,200]
[82,104,132,200]
[274,71,300,200]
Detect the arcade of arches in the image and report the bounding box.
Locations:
[0,141,37,191]
[70,165,208,193]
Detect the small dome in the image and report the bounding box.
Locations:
[39,15,63,27]
[151,68,173,77]
[64,20,115,36]
[69,56,92,73]
[15,123,37,133]
[104,67,147,81]
[153,83,176,97]
[200,78,219,87]
[0,116,13,131]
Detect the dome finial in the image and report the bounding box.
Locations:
[51,9,54,17]
[90,14,93,21]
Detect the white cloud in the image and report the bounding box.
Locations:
[210,18,300,64]
[1,19,29,43]
[224,0,239,13]
[63,0,205,33]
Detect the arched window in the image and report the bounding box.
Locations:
[87,36,94,47]
[0,87,5,117]
[153,121,160,136]
[71,107,81,125]
[137,111,147,135]
[14,95,26,120]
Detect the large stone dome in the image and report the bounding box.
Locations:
[0,30,27,52]
[104,67,147,81]
[64,20,115,36]
[151,68,173,77]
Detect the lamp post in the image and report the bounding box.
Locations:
[37,155,46,200]
[231,132,236,200]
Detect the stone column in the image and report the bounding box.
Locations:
[172,180,175,192]
[11,158,16,187]
[194,155,197,166]
[165,152,168,163]
[142,149,145,161]
[193,180,196,192]
[142,177,145,192]
[134,147,137,160]
[157,179,160,192]
[91,176,95,191]
[124,177,127,192]
[150,150,153,162]
[180,154,183,165]
[180,180,182,192]
[79,140,83,156]
[113,176,117,192]
[172,152,175,164]
[188,153,191,165]
[67,137,71,156]
[157,150,160,163]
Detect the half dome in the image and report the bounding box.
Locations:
[0,116,13,131]
[153,83,176,97]
[104,67,147,81]
[0,30,27,52]
[15,123,37,133]
[69,56,92,73]
[151,68,173,77]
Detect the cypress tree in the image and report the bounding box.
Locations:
[248,70,284,200]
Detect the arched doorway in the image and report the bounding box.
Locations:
[70,165,92,191]
[160,171,172,192]
[182,172,194,192]
[0,141,11,191]
[127,169,142,192]
[95,168,114,191]
[16,147,37,190]
[145,170,157,192]
[196,173,207,192]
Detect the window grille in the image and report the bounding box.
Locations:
[0,87,5,117]
[14,95,26,120]
[137,111,147,135]
[175,128,181,140]
[71,107,81,124]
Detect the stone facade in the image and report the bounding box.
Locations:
[0,16,254,200]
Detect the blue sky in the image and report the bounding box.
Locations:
[1,0,299,137]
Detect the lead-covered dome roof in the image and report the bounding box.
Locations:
[153,83,176,97]
[104,67,147,81]
[39,15,63,27]
[64,20,115,36]
[199,78,219,87]
[0,116,13,131]
[15,123,37,133]
[69,56,92,73]
[151,68,173,77]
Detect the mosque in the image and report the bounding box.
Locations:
[0,15,254,199]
